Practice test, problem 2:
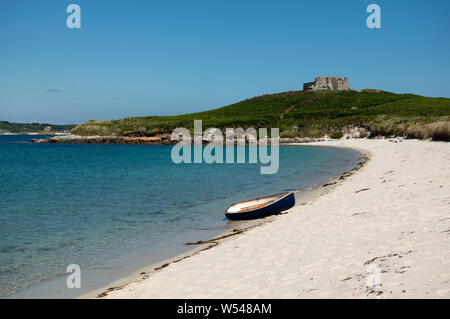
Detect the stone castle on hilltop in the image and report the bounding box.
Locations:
[303,76,349,91]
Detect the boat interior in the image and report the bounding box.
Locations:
[226,192,291,214]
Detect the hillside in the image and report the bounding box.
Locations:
[72,90,450,141]
[0,121,76,133]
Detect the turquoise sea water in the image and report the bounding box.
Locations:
[0,135,361,298]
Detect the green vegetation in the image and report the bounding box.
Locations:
[72,90,450,141]
[0,121,76,133]
[331,131,344,139]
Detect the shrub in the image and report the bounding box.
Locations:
[406,121,450,141]
[331,131,344,139]
[430,122,450,141]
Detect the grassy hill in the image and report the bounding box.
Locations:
[72,90,450,141]
[0,121,76,133]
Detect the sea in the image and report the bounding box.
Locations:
[0,134,361,298]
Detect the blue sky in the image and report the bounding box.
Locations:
[0,0,449,124]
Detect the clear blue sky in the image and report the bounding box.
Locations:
[1,0,449,124]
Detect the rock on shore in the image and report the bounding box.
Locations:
[30,134,173,145]
[30,135,327,145]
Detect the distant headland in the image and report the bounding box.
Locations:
[31,87,450,144]
[0,121,76,134]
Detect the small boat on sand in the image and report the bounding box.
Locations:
[225,192,295,220]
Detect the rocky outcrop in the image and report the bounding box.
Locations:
[279,137,328,143]
[30,134,174,145]
[31,134,331,145]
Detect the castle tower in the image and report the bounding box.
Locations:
[303,76,349,91]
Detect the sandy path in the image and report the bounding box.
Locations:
[101,139,450,298]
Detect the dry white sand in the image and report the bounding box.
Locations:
[98,139,450,299]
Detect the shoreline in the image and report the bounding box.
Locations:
[79,185,347,299]
[80,145,369,299]
[29,134,328,145]
[1,139,362,299]
[89,139,449,298]
[0,132,69,136]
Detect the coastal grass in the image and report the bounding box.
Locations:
[72,90,450,141]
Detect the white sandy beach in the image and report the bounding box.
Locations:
[96,139,449,299]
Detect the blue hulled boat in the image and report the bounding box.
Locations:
[225,192,295,220]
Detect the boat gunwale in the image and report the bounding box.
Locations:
[225,191,294,215]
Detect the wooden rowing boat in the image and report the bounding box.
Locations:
[225,192,295,220]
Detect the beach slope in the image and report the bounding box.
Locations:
[100,139,449,298]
